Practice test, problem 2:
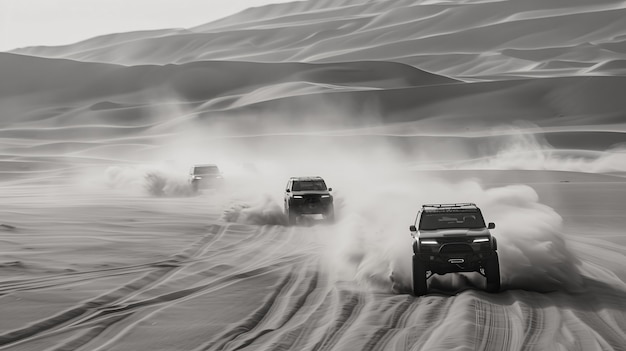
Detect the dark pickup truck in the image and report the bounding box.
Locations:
[409,203,500,296]
[284,176,334,225]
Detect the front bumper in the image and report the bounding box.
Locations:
[414,241,497,274]
[289,198,333,214]
[191,178,222,188]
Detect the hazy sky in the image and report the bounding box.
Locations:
[0,0,294,51]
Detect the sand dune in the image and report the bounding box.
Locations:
[2,50,625,186]
[2,0,626,350]
[0,52,453,109]
[11,29,190,60]
[10,0,626,78]
[2,51,624,137]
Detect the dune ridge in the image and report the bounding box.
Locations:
[2,49,625,175]
[10,0,626,78]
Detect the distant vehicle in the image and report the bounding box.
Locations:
[409,203,500,296]
[189,164,223,191]
[284,176,334,225]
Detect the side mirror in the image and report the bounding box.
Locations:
[328,187,333,191]
[488,222,495,229]
[409,225,417,232]
[286,189,290,193]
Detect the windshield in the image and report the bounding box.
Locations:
[292,180,327,191]
[194,166,219,175]
[419,211,486,230]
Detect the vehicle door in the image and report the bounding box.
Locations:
[284,180,293,207]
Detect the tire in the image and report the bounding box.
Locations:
[484,253,501,293]
[287,208,297,226]
[412,255,428,296]
[324,204,335,223]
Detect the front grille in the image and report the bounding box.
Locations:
[303,195,321,204]
[439,243,473,255]
[439,237,473,244]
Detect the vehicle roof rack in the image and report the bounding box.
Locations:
[422,203,476,208]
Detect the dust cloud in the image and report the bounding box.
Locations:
[104,164,194,197]
[439,126,626,173]
[321,177,583,294]
[221,195,287,226]
[94,119,588,295]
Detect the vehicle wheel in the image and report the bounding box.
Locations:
[324,205,335,223]
[287,209,297,226]
[484,253,501,293]
[412,255,428,296]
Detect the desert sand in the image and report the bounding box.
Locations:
[1,0,625,350]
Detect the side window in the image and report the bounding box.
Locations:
[318,180,327,190]
[286,180,292,191]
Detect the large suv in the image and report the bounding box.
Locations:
[409,203,500,296]
[284,176,334,225]
[189,164,223,191]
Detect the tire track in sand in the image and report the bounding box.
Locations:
[0,224,225,296]
[101,224,290,311]
[0,224,225,349]
[0,264,159,296]
[361,295,417,351]
[473,297,514,350]
[59,224,278,329]
[228,267,319,351]
[0,266,176,348]
[310,289,366,351]
[41,314,130,351]
[63,224,233,326]
[393,296,455,349]
[228,255,337,351]
[30,224,310,351]
[196,258,319,351]
[519,300,545,351]
[43,263,295,351]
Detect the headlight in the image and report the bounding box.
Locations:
[193,176,202,180]
[473,237,490,243]
[293,195,303,199]
[420,239,438,245]
[321,195,331,198]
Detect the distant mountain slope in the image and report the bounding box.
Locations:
[2,52,624,139]
[10,0,626,79]
[0,52,456,128]
[0,52,454,96]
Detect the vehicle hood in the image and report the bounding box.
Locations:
[419,228,491,239]
[291,190,332,196]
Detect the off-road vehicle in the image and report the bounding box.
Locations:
[189,164,223,191]
[284,176,334,225]
[409,203,500,296]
